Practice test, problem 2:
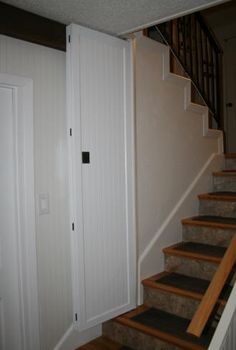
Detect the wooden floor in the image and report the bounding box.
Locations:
[78,336,132,350]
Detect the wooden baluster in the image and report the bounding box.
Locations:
[193,16,199,85]
[199,26,204,96]
[210,46,215,114]
[188,16,193,77]
[205,37,210,106]
[182,17,187,67]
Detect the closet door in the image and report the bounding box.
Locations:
[67,24,136,330]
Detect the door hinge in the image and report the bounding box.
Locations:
[72,222,75,231]
[70,128,72,136]
[75,313,78,322]
[68,35,71,43]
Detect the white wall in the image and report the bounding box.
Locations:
[0,35,72,350]
[135,35,223,285]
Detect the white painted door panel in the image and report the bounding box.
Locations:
[67,25,136,329]
[0,87,22,350]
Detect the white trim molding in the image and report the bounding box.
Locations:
[0,73,40,350]
[53,323,102,350]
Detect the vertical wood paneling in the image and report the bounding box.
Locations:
[0,35,72,350]
[81,38,128,321]
[68,25,136,330]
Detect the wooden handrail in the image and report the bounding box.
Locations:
[187,234,236,337]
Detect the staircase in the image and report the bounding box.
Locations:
[78,154,236,350]
[146,13,223,129]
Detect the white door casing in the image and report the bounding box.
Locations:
[0,74,40,350]
[0,85,23,350]
[67,24,136,330]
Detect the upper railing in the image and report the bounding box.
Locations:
[146,13,223,128]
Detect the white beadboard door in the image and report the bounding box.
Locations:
[67,24,136,330]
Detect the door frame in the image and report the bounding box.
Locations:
[0,73,40,350]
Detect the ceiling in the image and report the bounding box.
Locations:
[2,0,228,35]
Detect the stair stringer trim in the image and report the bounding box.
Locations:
[53,323,102,350]
[162,45,223,152]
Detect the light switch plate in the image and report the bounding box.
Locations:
[39,193,50,215]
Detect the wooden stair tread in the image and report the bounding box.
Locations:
[225,153,236,159]
[116,306,213,350]
[142,271,231,305]
[182,215,236,229]
[198,191,236,201]
[163,242,226,263]
[213,170,236,176]
[78,336,132,350]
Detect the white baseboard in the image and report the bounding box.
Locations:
[53,323,102,350]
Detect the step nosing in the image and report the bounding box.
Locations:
[182,215,236,228]
[164,248,222,262]
[163,242,226,262]
[225,153,236,159]
[142,272,231,303]
[213,171,236,176]
[198,192,236,201]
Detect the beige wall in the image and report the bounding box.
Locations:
[135,35,223,284]
[0,35,72,350]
